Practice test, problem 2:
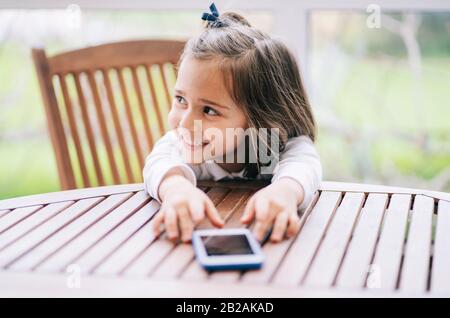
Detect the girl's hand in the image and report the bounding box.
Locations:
[240,178,305,242]
[153,174,224,243]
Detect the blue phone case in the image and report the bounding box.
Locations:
[192,228,264,271]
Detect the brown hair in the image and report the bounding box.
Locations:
[177,11,317,178]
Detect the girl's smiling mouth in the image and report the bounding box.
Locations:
[180,136,210,150]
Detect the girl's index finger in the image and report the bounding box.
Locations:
[204,198,224,228]
[240,194,256,224]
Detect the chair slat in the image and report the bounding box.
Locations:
[8,193,131,271]
[0,201,74,252]
[431,200,450,294]
[241,192,320,285]
[48,40,185,74]
[336,193,388,289]
[159,64,173,115]
[304,192,365,287]
[58,74,91,187]
[399,195,434,293]
[116,69,144,169]
[86,71,120,184]
[102,69,134,183]
[0,205,43,235]
[131,67,154,154]
[271,191,342,286]
[33,42,184,189]
[371,194,411,291]
[35,191,149,272]
[0,197,103,268]
[145,66,165,137]
[76,199,159,274]
[73,72,105,186]
[32,49,75,189]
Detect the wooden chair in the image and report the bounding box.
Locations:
[32,40,185,190]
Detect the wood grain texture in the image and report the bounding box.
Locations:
[336,193,388,289]
[399,195,434,293]
[0,181,448,297]
[431,200,450,293]
[371,194,411,291]
[271,191,342,286]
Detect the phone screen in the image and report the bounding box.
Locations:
[201,234,254,256]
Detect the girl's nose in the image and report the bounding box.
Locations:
[179,109,202,133]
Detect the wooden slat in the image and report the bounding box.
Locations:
[320,181,450,201]
[124,188,231,277]
[116,69,144,169]
[155,188,252,280]
[94,216,157,275]
[32,49,75,190]
[0,201,74,252]
[271,191,342,286]
[0,271,390,298]
[75,199,159,274]
[241,192,320,285]
[336,193,388,289]
[102,69,134,183]
[145,66,165,137]
[0,184,143,210]
[430,200,450,293]
[399,195,434,293]
[0,197,103,268]
[159,64,172,114]
[123,237,175,278]
[58,74,90,187]
[8,193,132,271]
[131,67,153,154]
[0,209,10,216]
[371,194,411,291]
[35,191,149,272]
[0,205,43,234]
[0,210,10,219]
[86,70,120,184]
[206,190,257,283]
[304,192,365,287]
[73,72,105,186]
[94,183,213,276]
[48,40,185,74]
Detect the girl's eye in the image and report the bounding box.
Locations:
[175,95,187,105]
[204,106,219,116]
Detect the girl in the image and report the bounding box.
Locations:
[143,4,322,244]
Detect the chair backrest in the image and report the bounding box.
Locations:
[33,40,185,190]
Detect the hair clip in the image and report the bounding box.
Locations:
[201,3,224,27]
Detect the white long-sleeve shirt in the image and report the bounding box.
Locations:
[143,130,322,211]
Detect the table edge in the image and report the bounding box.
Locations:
[0,180,448,210]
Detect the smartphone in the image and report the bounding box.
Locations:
[192,228,264,271]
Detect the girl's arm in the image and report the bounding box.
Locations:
[142,131,223,242]
[142,130,197,203]
[241,135,322,242]
[271,135,323,211]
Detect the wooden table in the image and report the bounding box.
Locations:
[0,180,449,297]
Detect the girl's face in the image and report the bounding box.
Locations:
[168,55,248,164]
